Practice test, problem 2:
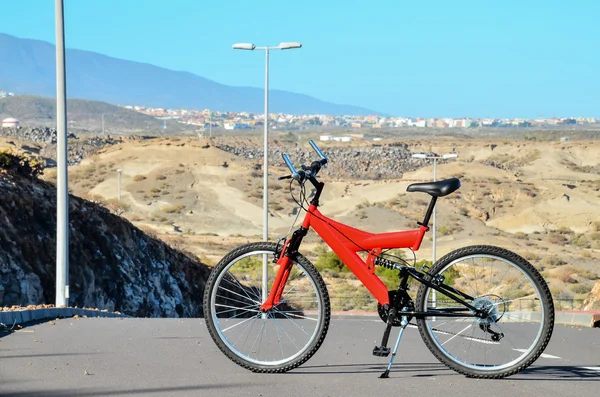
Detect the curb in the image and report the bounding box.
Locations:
[555,311,600,328]
[0,308,128,329]
[2,309,598,328]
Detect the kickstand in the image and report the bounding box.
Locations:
[379,315,409,379]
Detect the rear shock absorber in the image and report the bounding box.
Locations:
[374,256,401,270]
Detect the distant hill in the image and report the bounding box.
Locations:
[0,95,190,133]
[0,33,379,116]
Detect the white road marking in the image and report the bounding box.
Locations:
[580,367,600,372]
[513,349,561,359]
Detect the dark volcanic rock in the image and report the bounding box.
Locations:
[1,126,123,166]
[0,170,210,317]
[212,137,434,180]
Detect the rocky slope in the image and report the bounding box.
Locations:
[0,154,210,317]
[583,281,600,311]
[0,126,136,165]
[213,137,432,179]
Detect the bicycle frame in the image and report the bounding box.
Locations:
[302,204,428,305]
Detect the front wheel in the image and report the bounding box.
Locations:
[203,242,330,373]
[415,245,554,378]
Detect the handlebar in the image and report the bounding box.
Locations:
[309,140,328,162]
[281,139,328,182]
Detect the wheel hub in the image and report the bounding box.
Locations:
[472,295,503,325]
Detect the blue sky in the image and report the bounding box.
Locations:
[1,0,598,118]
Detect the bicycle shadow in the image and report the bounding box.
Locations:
[515,365,600,381]
[287,362,452,376]
[288,363,600,380]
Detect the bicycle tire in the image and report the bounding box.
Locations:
[203,242,330,373]
[415,245,554,378]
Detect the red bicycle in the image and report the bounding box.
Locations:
[203,140,554,379]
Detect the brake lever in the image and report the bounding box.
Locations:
[278,175,292,180]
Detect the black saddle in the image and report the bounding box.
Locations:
[406,178,461,197]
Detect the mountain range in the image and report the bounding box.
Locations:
[0,33,378,116]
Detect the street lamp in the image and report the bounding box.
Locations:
[117,169,122,201]
[233,41,302,308]
[55,0,69,308]
[412,152,459,311]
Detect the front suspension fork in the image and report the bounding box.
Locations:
[260,227,309,312]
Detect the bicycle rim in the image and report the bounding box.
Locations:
[419,253,549,374]
[209,249,325,367]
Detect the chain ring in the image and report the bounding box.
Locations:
[377,290,411,327]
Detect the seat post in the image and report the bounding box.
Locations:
[419,196,437,228]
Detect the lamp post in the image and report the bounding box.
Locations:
[117,169,122,201]
[412,152,459,311]
[233,42,302,309]
[55,0,69,308]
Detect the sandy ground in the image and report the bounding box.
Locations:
[4,134,593,300]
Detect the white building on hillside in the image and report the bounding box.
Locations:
[2,117,20,128]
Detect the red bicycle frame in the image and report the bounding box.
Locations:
[260,203,429,311]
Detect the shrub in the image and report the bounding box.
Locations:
[514,232,528,240]
[162,204,186,214]
[0,149,44,177]
[541,256,566,267]
[571,235,590,248]
[133,175,146,182]
[139,225,158,239]
[106,198,131,216]
[314,247,347,273]
[555,227,573,235]
[577,269,598,280]
[85,193,107,205]
[522,252,540,261]
[547,234,567,245]
[271,203,285,211]
[439,226,451,236]
[156,174,167,180]
[569,284,589,294]
[558,272,577,284]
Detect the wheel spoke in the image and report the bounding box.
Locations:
[207,244,329,370]
[417,248,553,377]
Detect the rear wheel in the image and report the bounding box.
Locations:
[203,242,330,373]
[415,245,554,378]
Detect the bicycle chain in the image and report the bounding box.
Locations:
[419,322,498,343]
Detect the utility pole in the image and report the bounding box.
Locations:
[117,169,122,201]
[55,0,69,307]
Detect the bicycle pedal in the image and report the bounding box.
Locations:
[372,346,391,357]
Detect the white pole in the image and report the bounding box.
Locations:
[55,0,69,308]
[432,158,437,311]
[262,48,270,314]
[117,169,122,201]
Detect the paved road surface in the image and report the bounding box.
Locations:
[1,317,598,397]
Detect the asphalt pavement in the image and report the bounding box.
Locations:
[0,317,598,397]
